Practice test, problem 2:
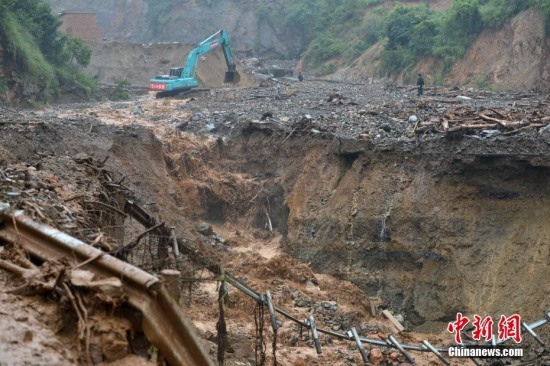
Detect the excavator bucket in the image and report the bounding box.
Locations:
[224,70,240,84]
[224,64,240,84]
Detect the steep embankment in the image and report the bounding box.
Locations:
[220,128,550,330]
[44,0,300,58]
[449,8,550,91]
[110,80,547,332]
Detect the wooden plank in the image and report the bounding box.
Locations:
[382,309,405,332]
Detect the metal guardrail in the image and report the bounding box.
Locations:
[1,205,548,365]
[0,208,214,366]
[224,273,550,365]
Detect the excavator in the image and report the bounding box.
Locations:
[149,29,240,97]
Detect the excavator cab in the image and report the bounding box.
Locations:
[169,68,184,78]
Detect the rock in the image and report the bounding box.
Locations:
[394,314,405,323]
[408,115,418,123]
[389,352,399,361]
[213,233,225,244]
[539,124,550,134]
[301,114,312,122]
[381,124,392,132]
[261,111,273,120]
[370,348,384,366]
[191,113,204,121]
[457,95,472,100]
[197,222,213,236]
[73,153,92,164]
[132,106,144,115]
[176,121,189,131]
[204,123,215,132]
[481,129,501,137]
[305,280,319,290]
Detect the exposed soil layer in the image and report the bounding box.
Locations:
[1,77,549,365]
[87,42,258,89]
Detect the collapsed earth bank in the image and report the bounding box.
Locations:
[2,104,548,333]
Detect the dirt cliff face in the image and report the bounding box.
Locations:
[450,8,550,91]
[223,129,550,329]
[45,0,299,58]
[139,80,548,332]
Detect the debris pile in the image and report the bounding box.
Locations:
[173,80,549,146]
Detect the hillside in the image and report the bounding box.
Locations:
[42,0,550,91]
[335,7,550,90]
[44,0,301,58]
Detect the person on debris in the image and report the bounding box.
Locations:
[298,72,304,82]
[417,73,425,96]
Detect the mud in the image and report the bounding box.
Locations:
[1,77,549,365]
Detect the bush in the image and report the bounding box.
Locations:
[109,79,130,101]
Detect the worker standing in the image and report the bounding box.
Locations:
[417,73,425,96]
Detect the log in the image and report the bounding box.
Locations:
[479,113,523,127]
[447,123,498,132]
[501,123,546,135]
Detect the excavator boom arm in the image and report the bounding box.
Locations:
[182,29,235,79]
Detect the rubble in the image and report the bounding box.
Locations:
[1,76,549,365]
[163,80,550,154]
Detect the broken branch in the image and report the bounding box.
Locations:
[479,113,523,127]
[114,222,165,257]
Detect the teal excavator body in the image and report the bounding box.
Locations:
[149,29,238,97]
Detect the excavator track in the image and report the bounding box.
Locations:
[155,88,209,99]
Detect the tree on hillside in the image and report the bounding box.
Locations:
[0,0,95,102]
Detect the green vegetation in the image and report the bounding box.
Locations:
[256,0,385,71]
[147,0,550,79]
[535,0,550,33]
[254,0,550,77]
[108,79,130,101]
[378,0,550,76]
[0,0,95,102]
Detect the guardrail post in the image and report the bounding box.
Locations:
[307,315,322,354]
[170,227,180,257]
[422,340,450,365]
[522,322,545,346]
[388,334,415,365]
[160,269,181,303]
[348,327,369,364]
[265,290,278,332]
